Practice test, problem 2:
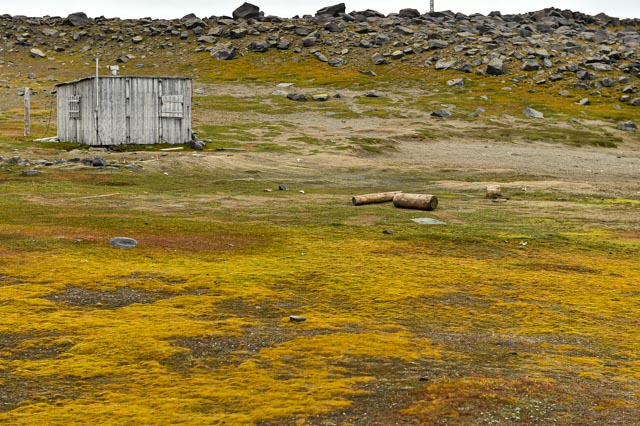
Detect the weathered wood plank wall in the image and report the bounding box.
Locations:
[56,76,192,145]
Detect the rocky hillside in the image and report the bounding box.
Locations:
[1,3,639,114]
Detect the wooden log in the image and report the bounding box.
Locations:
[393,193,438,211]
[352,191,402,206]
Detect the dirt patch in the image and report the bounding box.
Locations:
[44,286,208,309]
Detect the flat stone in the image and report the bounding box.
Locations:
[412,218,447,225]
[109,237,138,249]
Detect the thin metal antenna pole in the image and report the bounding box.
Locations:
[95,58,99,144]
[430,0,434,13]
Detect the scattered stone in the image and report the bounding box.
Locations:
[233,2,260,20]
[21,170,39,176]
[523,107,544,119]
[617,121,637,131]
[522,60,540,71]
[316,3,345,17]
[412,218,447,225]
[447,78,464,87]
[189,140,206,150]
[632,98,640,106]
[312,93,329,102]
[435,59,457,70]
[382,229,394,235]
[248,40,270,52]
[577,98,590,105]
[132,36,143,44]
[92,157,107,167]
[365,90,383,98]
[286,93,307,102]
[371,52,388,65]
[470,107,486,117]
[359,70,377,76]
[431,109,452,118]
[289,315,307,322]
[109,237,138,249]
[65,12,93,27]
[30,48,46,58]
[486,58,504,76]
[328,58,344,67]
[279,184,289,191]
[210,43,238,60]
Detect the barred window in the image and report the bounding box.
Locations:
[68,95,80,119]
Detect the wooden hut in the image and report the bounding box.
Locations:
[56,76,192,145]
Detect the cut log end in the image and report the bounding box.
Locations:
[393,193,438,211]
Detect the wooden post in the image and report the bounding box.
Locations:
[393,193,439,211]
[352,191,402,206]
[485,184,502,199]
[24,87,30,137]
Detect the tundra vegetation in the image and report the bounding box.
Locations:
[0,7,639,425]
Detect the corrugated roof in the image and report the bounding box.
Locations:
[55,75,192,87]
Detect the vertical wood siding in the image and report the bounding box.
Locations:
[56,76,192,145]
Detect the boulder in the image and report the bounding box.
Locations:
[447,78,464,87]
[233,2,260,20]
[486,58,504,75]
[248,40,270,52]
[399,8,420,18]
[65,12,92,27]
[523,107,544,118]
[522,60,541,71]
[210,43,238,60]
[316,3,346,17]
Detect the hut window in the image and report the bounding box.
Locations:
[160,95,184,119]
[68,95,81,119]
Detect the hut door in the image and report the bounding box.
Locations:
[159,95,185,144]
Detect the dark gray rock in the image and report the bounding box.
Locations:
[92,157,107,167]
[617,121,637,131]
[65,12,92,27]
[21,170,39,176]
[248,40,270,52]
[189,140,206,150]
[486,58,504,75]
[183,15,207,29]
[431,109,452,118]
[328,58,344,67]
[399,8,420,18]
[109,237,138,249]
[522,60,540,71]
[286,93,307,102]
[279,184,289,191]
[371,53,388,65]
[210,43,238,60]
[632,98,640,106]
[233,2,260,20]
[316,3,345,17]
